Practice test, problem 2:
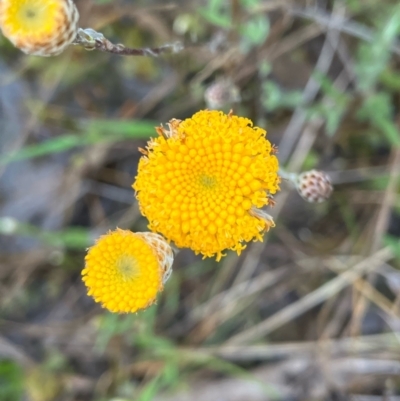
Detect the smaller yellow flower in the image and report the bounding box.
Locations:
[0,0,79,56]
[82,229,173,314]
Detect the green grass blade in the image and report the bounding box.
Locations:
[0,119,157,166]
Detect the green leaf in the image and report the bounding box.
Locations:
[136,374,163,401]
[240,15,270,48]
[357,92,400,146]
[355,5,400,91]
[0,135,81,164]
[380,68,400,90]
[0,119,157,166]
[262,81,302,111]
[199,0,232,29]
[38,227,91,249]
[383,235,400,260]
[0,360,24,401]
[0,218,91,249]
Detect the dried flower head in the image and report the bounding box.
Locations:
[204,79,241,109]
[0,0,79,56]
[82,229,173,314]
[134,110,280,260]
[296,170,333,203]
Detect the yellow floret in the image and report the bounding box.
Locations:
[133,110,280,260]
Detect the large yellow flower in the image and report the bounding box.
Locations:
[82,229,173,314]
[134,110,280,260]
[0,0,79,56]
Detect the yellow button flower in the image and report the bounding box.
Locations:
[0,0,79,56]
[134,110,280,260]
[82,229,173,314]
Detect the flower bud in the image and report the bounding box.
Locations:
[204,79,240,109]
[296,170,333,203]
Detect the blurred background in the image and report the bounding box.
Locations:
[1,0,400,400]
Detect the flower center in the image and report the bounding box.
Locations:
[25,8,36,18]
[198,174,217,190]
[18,2,46,25]
[116,255,139,281]
[6,0,58,33]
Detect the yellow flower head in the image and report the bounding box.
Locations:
[134,110,280,260]
[82,229,174,314]
[0,0,79,56]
